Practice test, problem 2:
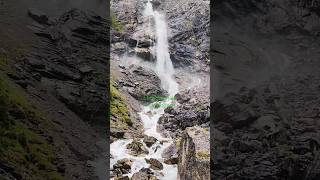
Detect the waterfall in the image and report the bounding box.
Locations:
[144,0,179,95]
[110,1,179,179]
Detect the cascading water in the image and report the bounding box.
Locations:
[110,0,179,179]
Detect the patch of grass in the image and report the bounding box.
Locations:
[196,150,210,160]
[111,11,124,33]
[110,81,132,130]
[0,74,63,179]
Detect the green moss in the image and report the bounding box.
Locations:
[110,81,132,130]
[196,150,210,160]
[152,103,161,109]
[111,12,124,33]
[0,74,63,179]
[175,137,183,149]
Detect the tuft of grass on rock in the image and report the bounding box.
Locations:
[110,81,132,130]
[196,150,210,160]
[111,12,124,33]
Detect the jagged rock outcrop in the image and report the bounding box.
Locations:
[112,158,133,177]
[178,126,210,180]
[162,143,178,165]
[118,64,167,102]
[212,82,320,179]
[212,0,320,179]
[126,139,149,156]
[158,89,210,137]
[14,9,108,129]
[143,135,158,147]
[164,0,209,70]
[145,158,163,171]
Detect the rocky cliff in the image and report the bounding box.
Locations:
[212,0,320,179]
[0,1,108,179]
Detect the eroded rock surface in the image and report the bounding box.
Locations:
[178,126,210,180]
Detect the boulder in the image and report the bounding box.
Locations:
[119,64,167,102]
[145,158,163,171]
[135,48,155,62]
[131,168,157,180]
[162,142,178,165]
[143,135,158,147]
[112,158,133,175]
[178,126,210,180]
[126,139,149,156]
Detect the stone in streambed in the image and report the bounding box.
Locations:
[126,139,149,156]
[145,158,163,170]
[143,135,158,147]
[113,158,133,174]
[131,168,158,180]
[162,143,178,165]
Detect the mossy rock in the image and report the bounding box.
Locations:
[0,73,63,179]
[196,150,210,160]
[111,11,124,33]
[110,81,132,131]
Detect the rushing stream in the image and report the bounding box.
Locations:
[110,0,179,179]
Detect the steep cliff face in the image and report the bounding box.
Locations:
[0,1,108,179]
[212,0,320,179]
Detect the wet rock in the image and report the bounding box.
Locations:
[126,139,149,156]
[143,135,157,147]
[159,89,209,137]
[145,158,163,171]
[113,158,133,175]
[120,64,167,102]
[112,42,127,54]
[135,48,155,62]
[162,143,178,164]
[151,0,161,8]
[131,168,158,180]
[174,93,190,104]
[178,126,210,180]
[164,157,178,165]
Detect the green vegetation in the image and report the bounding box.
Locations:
[196,150,210,160]
[110,81,132,130]
[0,72,63,179]
[111,11,124,33]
